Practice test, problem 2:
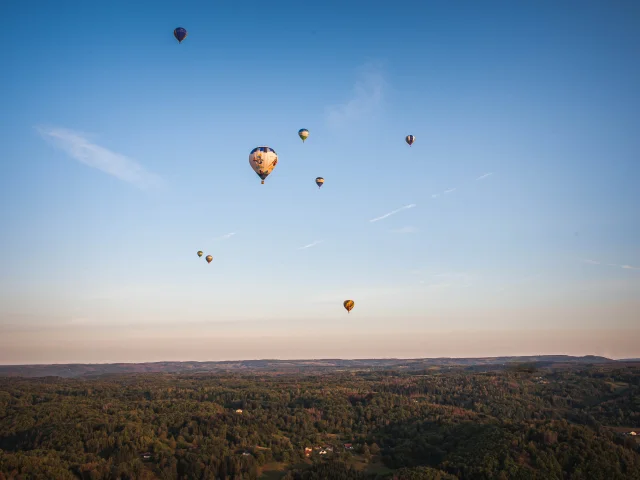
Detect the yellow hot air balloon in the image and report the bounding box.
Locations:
[205,255,213,264]
[343,299,354,313]
[197,251,203,257]
[298,128,309,142]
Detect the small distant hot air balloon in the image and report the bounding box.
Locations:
[343,299,354,313]
[174,27,188,43]
[315,177,324,189]
[197,251,203,258]
[249,146,278,185]
[298,129,309,142]
[405,135,415,147]
[205,255,213,264]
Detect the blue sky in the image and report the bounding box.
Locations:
[1,0,639,363]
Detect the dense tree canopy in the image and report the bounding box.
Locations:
[0,364,638,479]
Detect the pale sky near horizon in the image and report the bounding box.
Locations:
[1,0,639,364]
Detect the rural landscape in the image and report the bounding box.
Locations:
[2,0,639,478]
[1,356,639,479]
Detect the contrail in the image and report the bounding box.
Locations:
[369,204,416,222]
[298,240,323,250]
[476,172,493,181]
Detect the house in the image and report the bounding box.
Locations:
[141,453,151,460]
[324,446,334,452]
[343,443,354,450]
[242,451,251,456]
[235,409,243,414]
[304,447,312,457]
[319,450,327,455]
[629,431,637,436]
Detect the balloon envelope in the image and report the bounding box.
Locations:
[197,251,203,257]
[315,177,324,188]
[205,255,213,263]
[298,129,309,142]
[249,146,278,184]
[343,299,355,313]
[405,135,415,146]
[174,27,188,43]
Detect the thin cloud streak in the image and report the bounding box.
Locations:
[298,240,323,250]
[37,126,163,190]
[476,172,494,181]
[369,204,416,223]
[580,258,640,270]
[431,171,495,198]
[215,232,237,240]
[325,61,385,128]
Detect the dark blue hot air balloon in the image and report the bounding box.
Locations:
[174,27,188,44]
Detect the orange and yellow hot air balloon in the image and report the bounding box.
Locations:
[343,299,354,313]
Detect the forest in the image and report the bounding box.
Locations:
[0,362,639,479]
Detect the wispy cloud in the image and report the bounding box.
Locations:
[580,258,640,270]
[390,226,417,234]
[37,126,163,190]
[369,204,416,223]
[580,258,601,265]
[476,172,493,181]
[298,240,323,250]
[430,171,496,198]
[326,61,385,128]
[215,232,236,240]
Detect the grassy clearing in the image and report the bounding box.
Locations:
[258,462,287,480]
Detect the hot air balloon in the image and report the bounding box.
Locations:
[174,27,188,43]
[315,177,324,188]
[298,129,309,142]
[343,299,354,313]
[405,135,415,146]
[205,255,213,263]
[249,146,278,185]
[197,251,203,258]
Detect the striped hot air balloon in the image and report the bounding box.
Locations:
[405,135,415,146]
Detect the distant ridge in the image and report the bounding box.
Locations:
[0,355,623,378]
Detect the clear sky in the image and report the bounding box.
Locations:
[1,0,639,364]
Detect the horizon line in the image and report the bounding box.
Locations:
[1,353,637,367]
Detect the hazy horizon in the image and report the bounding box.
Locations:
[1,1,639,364]
[1,327,639,365]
